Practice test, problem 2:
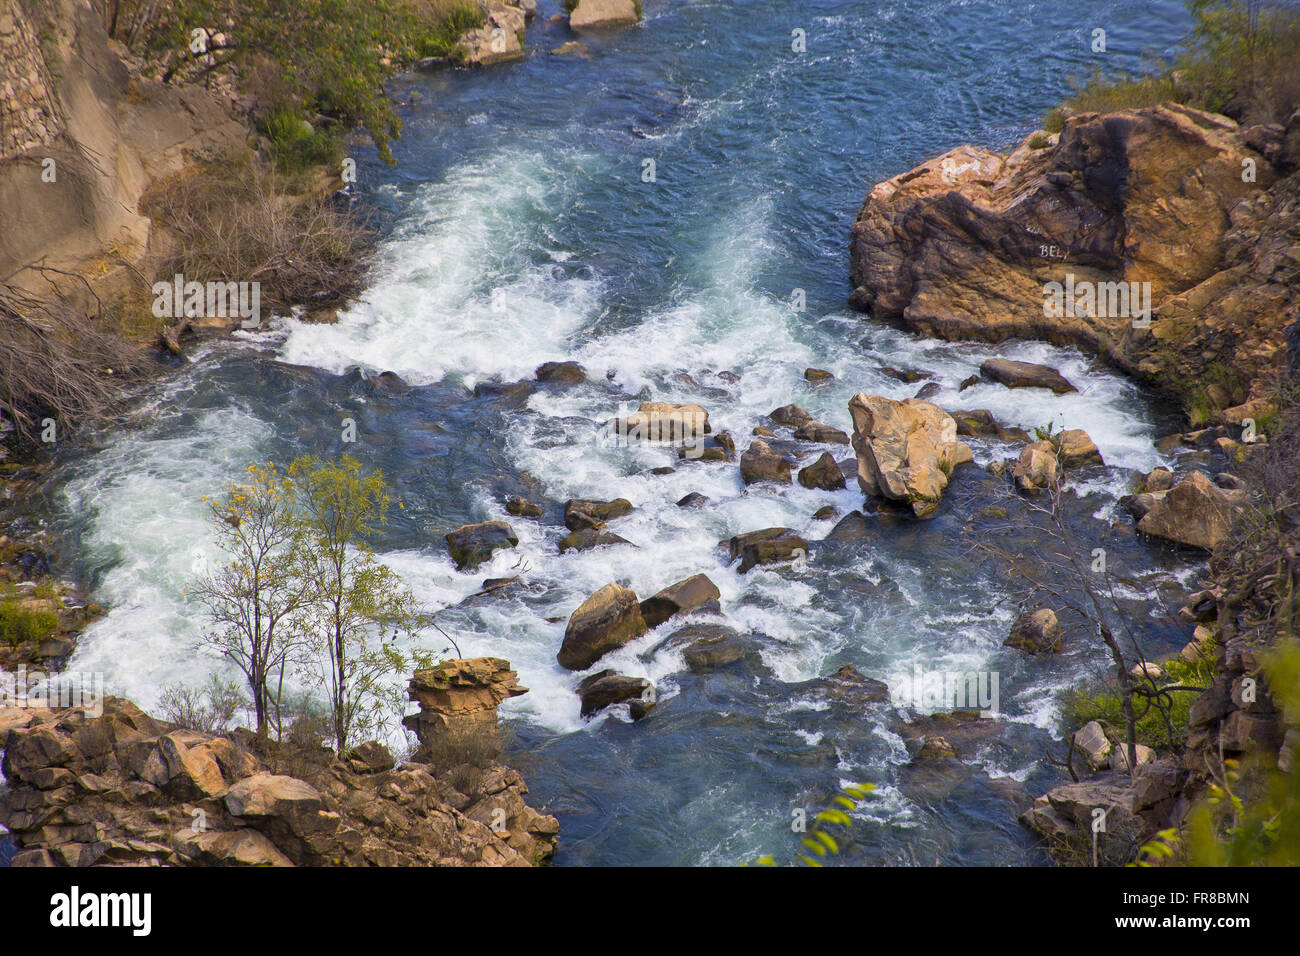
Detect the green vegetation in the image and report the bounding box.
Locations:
[192,456,430,752]
[1135,641,1300,866]
[1044,0,1300,130]
[0,599,59,646]
[1063,653,1215,753]
[101,0,494,164]
[259,106,340,174]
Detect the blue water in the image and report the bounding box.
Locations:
[43,0,1202,865]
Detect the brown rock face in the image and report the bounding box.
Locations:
[726,528,810,574]
[1136,470,1234,550]
[740,440,794,485]
[848,394,971,516]
[638,574,722,628]
[798,451,847,490]
[0,691,557,868]
[850,105,1296,420]
[557,583,649,670]
[564,497,634,531]
[569,0,640,31]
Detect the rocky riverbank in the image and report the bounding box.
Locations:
[849,103,1300,428]
[849,98,1300,865]
[0,658,558,866]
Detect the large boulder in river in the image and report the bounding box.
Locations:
[726,528,809,574]
[639,573,721,628]
[577,671,654,718]
[1005,608,1063,654]
[569,0,641,31]
[798,451,847,490]
[558,583,649,670]
[769,404,813,427]
[794,421,850,444]
[609,401,710,443]
[849,104,1295,422]
[564,497,633,531]
[1055,428,1103,466]
[848,393,971,516]
[446,521,518,570]
[535,361,586,383]
[1136,470,1235,551]
[740,440,793,485]
[1011,441,1059,493]
[979,358,1076,394]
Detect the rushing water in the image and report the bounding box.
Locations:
[39,0,1204,865]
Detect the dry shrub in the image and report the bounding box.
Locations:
[0,282,144,442]
[422,719,502,796]
[142,162,374,315]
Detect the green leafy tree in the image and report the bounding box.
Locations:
[193,462,312,739]
[287,455,425,755]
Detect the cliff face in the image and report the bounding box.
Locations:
[0,0,248,300]
[849,104,1300,424]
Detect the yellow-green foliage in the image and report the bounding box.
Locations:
[750,783,875,867]
[1063,654,1215,753]
[1045,0,1300,129]
[0,600,59,646]
[1135,640,1300,866]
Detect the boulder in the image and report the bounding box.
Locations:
[557,583,649,670]
[454,3,527,65]
[804,367,834,382]
[1136,471,1234,550]
[769,404,813,427]
[739,440,793,485]
[225,773,323,820]
[564,498,633,531]
[1056,428,1103,466]
[506,496,543,518]
[793,421,850,444]
[950,408,1029,441]
[1011,441,1059,493]
[1005,608,1063,654]
[726,528,809,574]
[798,451,847,490]
[569,0,641,31]
[979,359,1076,394]
[675,492,709,508]
[178,828,294,867]
[638,574,722,628]
[535,361,586,383]
[576,671,653,718]
[850,105,1292,423]
[1142,467,1174,492]
[848,393,971,516]
[609,402,709,443]
[445,521,518,570]
[1072,720,1112,770]
[1109,742,1156,772]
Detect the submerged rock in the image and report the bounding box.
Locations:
[577,670,654,718]
[979,358,1076,394]
[1004,608,1063,654]
[564,497,634,531]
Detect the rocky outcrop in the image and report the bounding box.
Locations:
[404,657,527,752]
[0,675,558,867]
[850,104,1299,422]
[848,394,972,517]
[1136,471,1236,551]
[445,520,519,570]
[557,582,648,670]
[569,0,641,32]
[454,2,527,66]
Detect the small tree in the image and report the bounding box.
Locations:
[288,455,424,755]
[193,462,311,739]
